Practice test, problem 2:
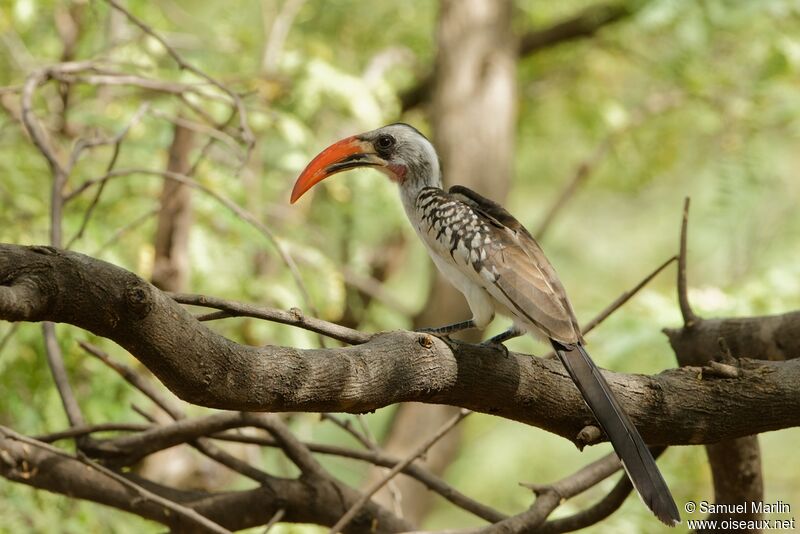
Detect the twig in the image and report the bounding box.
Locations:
[581,255,677,336]
[538,478,632,533]
[79,344,276,483]
[0,426,232,534]
[199,439,278,485]
[520,452,621,497]
[65,168,318,318]
[34,423,152,443]
[702,361,740,380]
[42,323,85,427]
[322,413,375,449]
[22,62,92,432]
[534,137,613,240]
[262,508,286,534]
[323,413,404,517]
[328,409,471,534]
[678,197,698,326]
[242,413,328,479]
[148,108,243,158]
[103,0,254,163]
[185,107,241,178]
[93,207,159,255]
[75,454,231,534]
[537,448,667,533]
[543,256,677,358]
[496,452,625,532]
[171,293,369,344]
[211,431,505,523]
[21,67,68,179]
[66,102,150,248]
[79,341,184,420]
[92,411,244,455]
[52,72,228,102]
[401,2,641,110]
[354,413,405,516]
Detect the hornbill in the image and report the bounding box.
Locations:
[290,123,679,526]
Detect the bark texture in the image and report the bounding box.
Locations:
[1,243,799,446]
[0,426,409,534]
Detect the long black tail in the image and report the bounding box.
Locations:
[552,341,680,526]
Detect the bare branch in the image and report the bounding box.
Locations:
[329,409,471,533]
[1,244,800,447]
[171,292,370,344]
[581,255,677,337]
[536,469,635,533]
[89,412,248,464]
[93,207,159,255]
[211,432,506,523]
[263,508,286,534]
[242,413,329,479]
[35,423,152,443]
[65,168,318,318]
[42,322,85,427]
[535,92,684,239]
[678,197,699,326]
[0,426,232,534]
[79,341,184,420]
[102,0,254,160]
[542,255,677,358]
[66,102,150,248]
[322,413,375,449]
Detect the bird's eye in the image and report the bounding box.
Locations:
[375,134,395,151]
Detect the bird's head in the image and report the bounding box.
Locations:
[290,123,441,203]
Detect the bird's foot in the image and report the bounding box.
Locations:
[415,327,455,344]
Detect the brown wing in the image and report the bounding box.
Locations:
[449,185,583,344]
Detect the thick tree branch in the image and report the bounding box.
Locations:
[0,427,231,534]
[0,426,409,533]
[667,200,767,528]
[1,243,799,448]
[664,311,800,367]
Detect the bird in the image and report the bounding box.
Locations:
[290,122,680,526]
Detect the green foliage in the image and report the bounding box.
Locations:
[1,0,799,532]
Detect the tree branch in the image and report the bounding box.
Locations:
[1,243,799,448]
[211,431,506,523]
[518,2,636,57]
[0,426,232,534]
[0,425,409,533]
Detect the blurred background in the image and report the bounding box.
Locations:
[1,0,800,532]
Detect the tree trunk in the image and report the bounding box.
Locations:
[152,122,194,292]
